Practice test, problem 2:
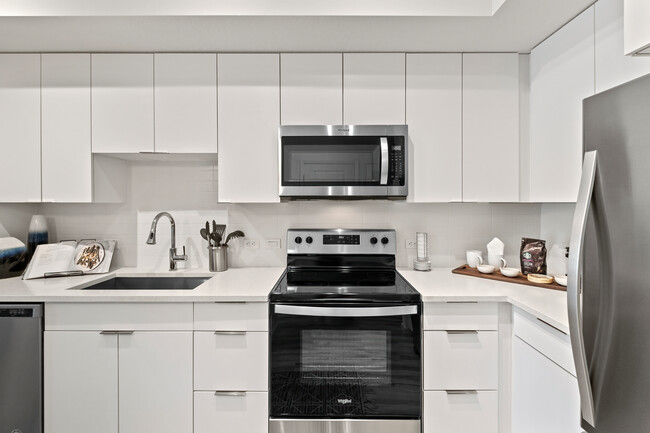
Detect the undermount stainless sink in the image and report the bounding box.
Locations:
[81,277,210,291]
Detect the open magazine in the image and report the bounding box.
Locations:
[22,239,117,280]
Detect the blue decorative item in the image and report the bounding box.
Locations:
[27,215,48,260]
[0,237,28,279]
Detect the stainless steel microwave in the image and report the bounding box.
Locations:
[278,125,408,199]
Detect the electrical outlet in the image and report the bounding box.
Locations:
[265,239,281,249]
[406,239,417,249]
[244,238,259,249]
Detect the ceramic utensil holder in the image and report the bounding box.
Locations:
[208,246,228,272]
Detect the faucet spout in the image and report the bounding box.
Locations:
[146,212,186,271]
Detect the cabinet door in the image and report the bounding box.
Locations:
[463,53,519,202]
[91,54,154,153]
[406,54,462,202]
[194,391,268,433]
[596,0,650,93]
[512,336,581,433]
[41,54,92,203]
[281,53,343,125]
[118,332,193,433]
[343,53,406,124]
[529,6,594,202]
[44,331,118,433]
[0,54,41,202]
[217,54,280,203]
[154,53,217,153]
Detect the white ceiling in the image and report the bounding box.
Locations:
[0,0,595,53]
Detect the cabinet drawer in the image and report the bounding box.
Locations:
[194,302,268,331]
[194,391,268,433]
[45,303,193,331]
[424,390,498,433]
[423,302,498,330]
[194,331,268,391]
[513,308,575,376]
[424,330,498,390]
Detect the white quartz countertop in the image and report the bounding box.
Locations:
[0,266,568,333]
[399,268,569,334]
[0,267,286,303]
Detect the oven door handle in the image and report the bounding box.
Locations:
[380,137,389,185]
[274,304,418,317]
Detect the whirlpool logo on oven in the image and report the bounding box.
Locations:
[337,398,353,405]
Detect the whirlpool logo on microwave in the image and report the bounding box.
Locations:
[337,398,353,405]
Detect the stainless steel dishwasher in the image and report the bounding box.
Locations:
[0,303,43,433]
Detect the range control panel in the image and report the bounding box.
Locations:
[287,229,396,255]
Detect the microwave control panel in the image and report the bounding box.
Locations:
[389,141,405,186]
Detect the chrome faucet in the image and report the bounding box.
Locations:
[146,212,187,271]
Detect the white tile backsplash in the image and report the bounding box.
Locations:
[0,160,552,271]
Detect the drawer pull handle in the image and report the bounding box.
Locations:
[536,318,567,335]
[445,330,478,334]
[100,331,134,335]
[214,331,246,335]
[445,390,478,395]
[214,391,246,397]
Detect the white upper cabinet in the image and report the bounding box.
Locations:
[529,6,594,203]
[218,54,280,203]
[41,54,92,203]
[154,53,217,153]
[0,54,41,203]
[596,0,650,93]
[343,53,406,125]
[462,53,519,202]
[623,0,650,55]
[281,53,343,125]
[91,54,154,153]
[406,53,462,202]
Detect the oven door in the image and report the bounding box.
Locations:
[279,127,407,198]
[270,303,421,420]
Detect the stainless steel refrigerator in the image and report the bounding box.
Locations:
[569,72,650,432]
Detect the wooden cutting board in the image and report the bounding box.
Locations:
[452,264,566,292]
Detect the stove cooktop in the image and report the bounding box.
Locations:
[270,268,420,303]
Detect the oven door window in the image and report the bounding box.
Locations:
[281,137,382,186]
[270,310,421,418]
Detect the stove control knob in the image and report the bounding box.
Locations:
[295,236,302,244]
[381,237,389,245]
[306,236,313,244]
[370,237,378,245]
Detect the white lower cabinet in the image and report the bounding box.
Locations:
[425,391,498,433]
[194,331,268,391]
[194,391,268,433]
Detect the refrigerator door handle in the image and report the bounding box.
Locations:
[568,150,598,427]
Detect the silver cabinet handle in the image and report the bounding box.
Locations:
[568,150,597,427]
[214,391,246,397]
[214,331,246,335]
[380,137,389,185]
[274,304,417,317]
[445,330,478,334]
[100,331,134,335]
[445,390,478,395]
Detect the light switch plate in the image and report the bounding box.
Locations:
[264,239,281,249]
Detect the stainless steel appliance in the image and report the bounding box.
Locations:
[269,229,421,433]
[0,303,43,433]
[569,72,650,432]
[278,125,408,199]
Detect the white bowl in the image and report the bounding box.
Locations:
[554,275,568,286]
[500,267,520,278]
[477,264,495,274]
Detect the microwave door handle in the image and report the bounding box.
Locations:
[274,304,417,317]
[380,137,389,185]
[568,150,597,427]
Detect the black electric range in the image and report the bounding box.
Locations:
[269,229,422,433]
